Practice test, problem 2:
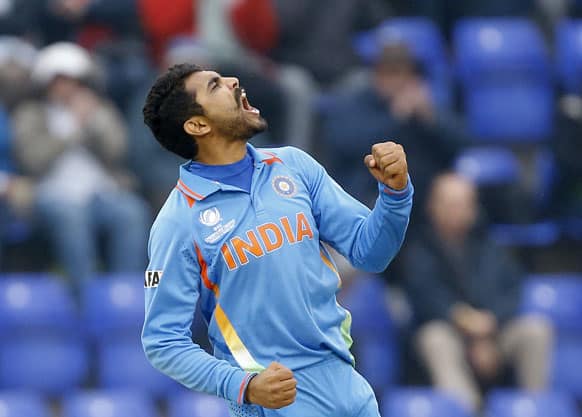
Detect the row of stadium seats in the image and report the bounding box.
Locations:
[0,388,579,417]
[1,273,581,399]
[354,18,582,142]
[343,274,582,399]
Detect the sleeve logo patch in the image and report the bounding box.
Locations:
[144,270,163,288]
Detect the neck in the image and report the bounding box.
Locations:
[195,134,248,165]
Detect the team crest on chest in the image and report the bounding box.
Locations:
[199,207,221,226]
[272,176,297,197]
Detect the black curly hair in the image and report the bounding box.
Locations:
[143,63,204,159]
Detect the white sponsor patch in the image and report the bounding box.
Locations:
[199,207,221,227]
[204,219,236,244]
[144,270,163,288]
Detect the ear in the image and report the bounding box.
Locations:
[183,116,211,137]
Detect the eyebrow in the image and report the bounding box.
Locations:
[207,76,220,92]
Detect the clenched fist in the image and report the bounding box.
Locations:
[245,362,297,409]
[364,141,408,190]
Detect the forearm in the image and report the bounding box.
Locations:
[142,330,253,403]
[349,180,413,272]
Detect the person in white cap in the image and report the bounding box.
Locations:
[11,42,149,292]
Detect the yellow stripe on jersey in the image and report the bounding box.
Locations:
[214,303,265,372]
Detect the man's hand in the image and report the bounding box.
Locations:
[364,141,408,190]
[452,304,497,339]
[245,362,297,409]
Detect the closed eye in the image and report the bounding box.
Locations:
[208,76,220,92]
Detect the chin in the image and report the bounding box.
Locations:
[242,114,268,138]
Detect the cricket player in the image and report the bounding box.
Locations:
[141,63,413,417]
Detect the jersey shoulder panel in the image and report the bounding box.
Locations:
[151,188,195,236]
[257,146,320,176]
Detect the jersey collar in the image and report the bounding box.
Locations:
[176,143,282,201]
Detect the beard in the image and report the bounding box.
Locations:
[214,110,268,142]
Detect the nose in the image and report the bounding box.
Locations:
[225,77,239,90]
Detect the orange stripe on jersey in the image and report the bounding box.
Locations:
[178,179,205,200]
[238,373,252,404]
[320,249,342,288]
[194,244,220,297]
[175,186,195,208]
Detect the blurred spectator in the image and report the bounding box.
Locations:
[402,173,552,411]
[0,103,34,268]
[42,0,151,113]
[270,0,390,86]
[321,44,466,216]
[552,94,582,217]
[139,0,277,63]
[41,0,141,44]
[138,0,316,151]
[0,0,44,39]
[399,0,535,39]
[0,36,37,111]
[11,42,148,291]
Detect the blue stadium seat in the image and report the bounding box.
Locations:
[83,274,144,341]
[454,19,553,141]
[0,392,50,417]
[168,392,230,417]
[0,274,78,336]
[556,20,582,94]
[62,390,158,417]
[341,275,394,335]
[485,390,579,417]
[463,84,553,141]
[354,18,445,64]
[98,340,180,397]
[0,338,88,395]
[489,222,561,247]
[562,217,582,241]
[454,19,549,82]
[552,335,582,397]
[341,277,399,392]
[520,275,582,332]
[353,18,452,106]
[355,337,398,394]
[455,147,519,186]
[382,388,473,417]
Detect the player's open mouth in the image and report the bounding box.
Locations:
[240,90,260,115]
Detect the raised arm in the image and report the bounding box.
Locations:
[290,142,413,272]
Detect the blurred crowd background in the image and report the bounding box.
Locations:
[0,0,582,417]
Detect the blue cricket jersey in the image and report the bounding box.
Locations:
[142,144,413,405]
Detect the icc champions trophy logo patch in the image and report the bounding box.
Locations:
[199,207,222,226]
[272,176,297,197]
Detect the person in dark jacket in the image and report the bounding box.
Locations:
[402,173,552,411]
[321,44,465,219]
